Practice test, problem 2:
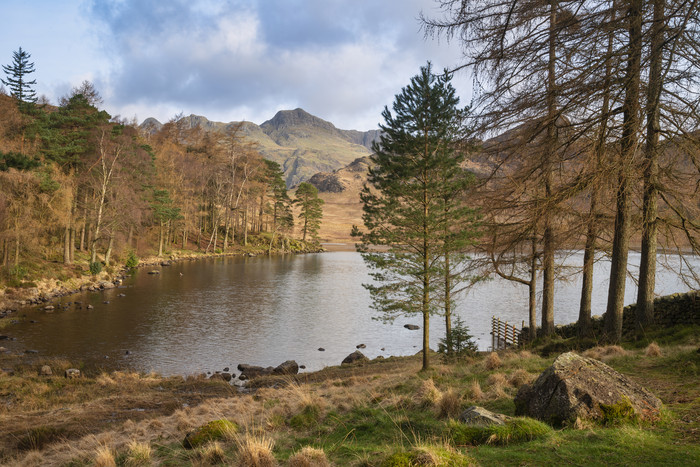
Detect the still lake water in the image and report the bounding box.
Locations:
[6,251,698,376]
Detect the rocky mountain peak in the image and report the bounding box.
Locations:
[261,108,338,134]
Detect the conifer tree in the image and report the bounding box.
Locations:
[358,63,477,371]
[294,182,323,243]
[1,47,37,104]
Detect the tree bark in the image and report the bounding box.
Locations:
[637,0,664,334]
[104,232,114,265]
[63,224,72,265]
[605,0,643,343]
[540,0,558,336]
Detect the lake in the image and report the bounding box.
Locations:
[4,250,697,376]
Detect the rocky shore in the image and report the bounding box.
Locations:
[0,244,325,315]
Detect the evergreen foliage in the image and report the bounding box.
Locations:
[357,62,479,370]
[294,182,324,243]
[438,316,478,360]
[1,47,37,104]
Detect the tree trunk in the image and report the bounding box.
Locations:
[223,213,230,253]
[444,251,452,354]
[63,224,72,265]
[605,0,643,343]
[540,0,558,337]
[579,4,614,338]
[104,232,114,265]
[637,0,664,334]
[127,225,134,249]
[243,207,248,246]
[529,238,538,340]
[182,228,187,250]
[70,228,75,263]
[158,221,164,257]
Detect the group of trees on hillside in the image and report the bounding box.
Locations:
[0,48,323,284]
[360,0,700,369]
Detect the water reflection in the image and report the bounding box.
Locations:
[5,251,697,376]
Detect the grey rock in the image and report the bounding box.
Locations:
[356,343,366,349]
[44,305,55,311]
[40,365,52,376]
[404,324,420,330]
[342,350,369,365]
[237,364,274,379]
[148,270,160,275]
[273,360,299,375]
[514,351,662,425]
[459,406,511,426]
[318,347,325,351]
[65,368,81,379]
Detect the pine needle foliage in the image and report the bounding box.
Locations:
[358,62,479,371]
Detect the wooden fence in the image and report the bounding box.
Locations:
[490,316,521,351]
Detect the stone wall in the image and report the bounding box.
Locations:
[521,290,699,341]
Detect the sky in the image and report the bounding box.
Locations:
[1,0,472,131]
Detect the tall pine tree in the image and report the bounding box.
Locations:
[358,63,478,371]
[2,47,37,104]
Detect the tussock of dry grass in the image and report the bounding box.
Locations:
[583,345,628,360]
[468,379,484,401]
[235,433,276,467]
[508,369,535,388]
[416,378,442,407]
[197,441,227,465]
[645,342,662,357]
[93,445,117,467]
[287,446,331,467]
[484,352,502,370]
[438,389,463,418]
[486,373,510,399]
[125,440,152,466]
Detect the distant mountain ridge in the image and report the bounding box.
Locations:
[140,108,380,187]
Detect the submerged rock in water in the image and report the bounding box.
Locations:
[514,351,662,425]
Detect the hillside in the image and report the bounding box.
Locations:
[140,109,380,187]
[307,156,372,242]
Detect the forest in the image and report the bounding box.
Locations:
[0,58,325,291]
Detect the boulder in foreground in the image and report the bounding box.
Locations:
[514,351,662,425]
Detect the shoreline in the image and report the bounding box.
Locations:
[0,244,324,314]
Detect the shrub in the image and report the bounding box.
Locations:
[89,261,103,275]
[438,316,478,361]
[125,250,139,269]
